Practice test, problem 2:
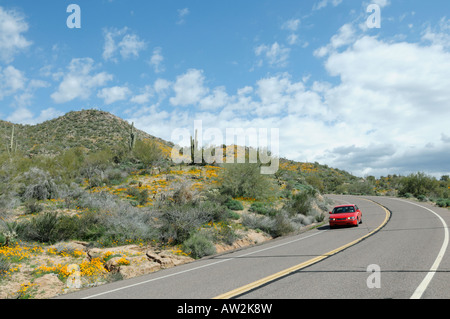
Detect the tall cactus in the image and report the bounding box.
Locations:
[190,129,205,165]
[129,122,136,151]
[6,124,17,158]
[10,125,14,154]
[190,129,198,164]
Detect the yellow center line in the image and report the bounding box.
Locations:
[213,199,391,299]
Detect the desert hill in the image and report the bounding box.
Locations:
[0,109,171,157]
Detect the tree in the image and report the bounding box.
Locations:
[218,163,274,200]
[132,139,163,168]
[399,172,438,198]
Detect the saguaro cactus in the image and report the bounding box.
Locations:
[10,125,14,153]
[190,129,206,165]
[129,122,136,151]
[6,125,18,158]
[190,129,198,164]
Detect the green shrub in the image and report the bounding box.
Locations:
[417,194,427,202]
[399,172,439,198]
[243,210,297,238]
[76,211,107,242]
[225,198,243,211]
[436,199,450,208]
[102,205,158,245]
[182,233,216,259]
[225,209,240,220]
[24,199,43,215]
[218,163,273,200]
[249,202,277,217]
[242,214,276,236]
[158,203,216,244]
[19,168,60,201]
[172,183,197,205]
[271,213,295,237]
[0,256,11,278]
[315,212,326,222]
[284,189,314,217]
[126,187,148,206]
[132,139,163,168]
[104,168,128,185]
[19,212,59,243]
[53,215,80,241]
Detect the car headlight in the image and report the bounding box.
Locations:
[347,216,356,220]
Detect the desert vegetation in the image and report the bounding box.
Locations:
[0,110,447,298]
[0,110,334,298]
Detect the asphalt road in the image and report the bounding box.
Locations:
[57,195,450,299]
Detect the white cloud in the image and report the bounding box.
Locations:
[421,17,450,50]
[199,86,229,110]
[312,26,450,176]
[0,7,31,63]
[169,69,208,106]
[97,86,131,105]
[282,18,303,45]
[6,107,63,125]
[0,66,49,112]
[102,27,146,62]
[14,79,49,108]
[287,34,299,45]
[130,85,153,104]
[0,65,26,99]
[51,58,113,103]
[154,78,172,95]
[119,33,147,59]
[282,19,300,32]
[314,23,355,57]
[369,0,390,8]
[148,47,165,73]
[313,0,343,11]
[102,28,125,61]
[255,42,291,67]
[177,8,190,25]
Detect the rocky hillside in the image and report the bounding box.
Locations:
[0,109,171,157]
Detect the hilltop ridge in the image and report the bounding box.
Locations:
[0,109,171,157]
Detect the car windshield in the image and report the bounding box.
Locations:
[332,206,355,214]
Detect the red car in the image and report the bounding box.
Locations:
[329,204,362,228]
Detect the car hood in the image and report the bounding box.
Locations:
[330,212,357,218]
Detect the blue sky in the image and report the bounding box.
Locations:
[0,0,449,177]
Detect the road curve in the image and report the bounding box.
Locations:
[56,195,450,299]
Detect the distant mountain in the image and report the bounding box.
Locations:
[0,109,172,157]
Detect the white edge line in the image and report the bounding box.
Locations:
[81,230,327,299]
[392,198,449,299]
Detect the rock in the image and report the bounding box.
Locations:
[33,274,65,299]
[104,257,124,273]
[119,258,161,280]
[215,230,271,254]
[146,251,162,263]
[146,250,193,268]
[160,251,193,267]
